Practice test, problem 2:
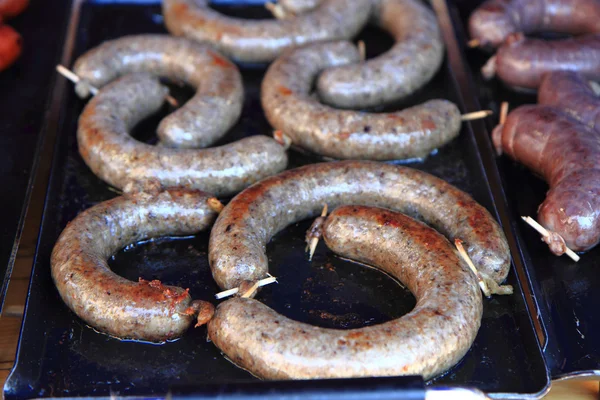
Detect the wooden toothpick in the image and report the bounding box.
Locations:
[215,274,278,300]
[521,216,580,262]
[358,40,366,62]
[265,1,293,19]
[467,39,480,48]
[461,110,493,121]
[207,197,224,213]
[306,204,328,261]
[455,239,492,297]
[499,101,509,125]
[56,64,179,106]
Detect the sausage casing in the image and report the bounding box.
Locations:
[77,73,287,197]
[162,0,371,63]
[261,41,461,160]
[73,34,244,149]
[317,0,445,109]
[208,205,482,380]
[51,189,218,342]
[208,161,510,290]
[493,105,600,252]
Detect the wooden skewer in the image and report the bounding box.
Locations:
[307,204,328,261]
[521,216,580,262]
[265,1,292,19]
[207,197,224,213]
[499,101,509,125]
[56,64,179,106]
[273,130,292,150]
[467,39,480,48]
[358,40,366,62]
[215,274,278,299]
[461,110,493,121]
[455,239,492,297]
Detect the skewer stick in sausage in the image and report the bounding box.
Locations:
[56,65,179,106]
[214,274,278,299]
[306,204,328,261]
[521,216,580,262]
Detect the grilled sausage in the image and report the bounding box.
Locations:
[0,0,28,19]
[78,73,288,197]
[317,0,445,109]
[162,0,371,63]
[208,205,482,380]
[208,161,510,290]
[492,105,600,253]
[73,35,244,149]
[469,0,600,50]
[261,41,461,160]
[51,188,219,342]
[482,33,600,90]
[0,24,21,71]
[538,71,600,131]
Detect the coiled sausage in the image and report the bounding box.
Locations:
[208,205,482,379]
[78,73,287,197]
[208,161,510,290]
[51,188,219,342]
[492,105,600,253]
[469,0,600,49]
[317,0,445,109]
[162,0,371,63]
[73,35,244,149]
[261,41,461,160]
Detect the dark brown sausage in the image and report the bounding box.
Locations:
[0,0,28,19]
[77,73,288,197]
[469,0,600,49]
[482,33,600,90]
[0,24,21,72]
[316,0,445,109]
[162,0,371,63]
[538,71,600,131]
[51,188,218,342]
[492,105,600,253]
[73,35,244,149]
[208,205,481,380]
[261,41,461,160]
[208,161,510,290]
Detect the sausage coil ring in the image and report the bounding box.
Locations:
[51,188,219,342]
[317,0,445,109]
[77,73,288,197]
[208,205,483,379]
[73,35,244,149]
[162,0,371,63]
[261,41,461,160]
[209,161,510,290]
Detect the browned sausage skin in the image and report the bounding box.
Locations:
[316,0,445,109]
[492,105,600,253]
[73,35,244,149]
[51,188,218,342]
[261,41,461,160]
[162,0,371,63]
[469,0,600,49]
[208,161,510,290]
[482,33,600,90]
[538,71,600,131]
[77,73,288,197]
[208,205,482,380]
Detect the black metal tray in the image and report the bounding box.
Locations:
[4,0,549,398]
[0,0,71,309]
[448,0,600,380]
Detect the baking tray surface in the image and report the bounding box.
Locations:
[449,0,600,379]
[5,1,548,398]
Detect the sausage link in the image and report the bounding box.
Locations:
[317,0,445,109]
[162,0,371,63]
[208,205,482,380]
[78,73,288,197]
[469,0,600,49]
[208,161,510,290]
[483,33,600,90]
[538,71,600,131]
[51,189,218,342]
[492,105,600,252]
[73,35,244,149]
[261,41,461,160]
